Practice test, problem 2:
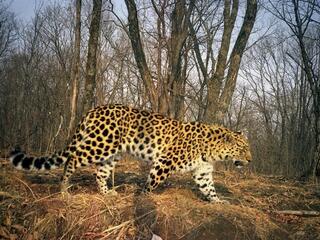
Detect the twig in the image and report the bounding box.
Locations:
[32,191,62,203]
[47,115,64,152]
[101,209,155,237]
[13,176,37,200]
[54,115,64,139]
[0,191,22,199]
[275,210,320,217]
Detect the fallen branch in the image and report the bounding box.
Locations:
[47,115,64,152]
[275,210,320,217]
[0,191,21,199]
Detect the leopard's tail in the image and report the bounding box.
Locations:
[9,146,69,171]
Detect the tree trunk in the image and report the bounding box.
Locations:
[168,0,186,118]
[81,0,102,114]
[204,0,239,123]
[218,0,257,120]
[68,0,81,138]
[152,0,170,115]
[290,0,320,178]
[168,0,194,119]
[205,0,257,124]
[124,0,158,111]
[312,126,320,177]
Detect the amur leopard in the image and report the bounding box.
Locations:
[9,104,252,202]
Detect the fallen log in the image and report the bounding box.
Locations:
[275,210,320,217]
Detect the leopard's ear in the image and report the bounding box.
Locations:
[223,133,234,144]
[235,130,249,140]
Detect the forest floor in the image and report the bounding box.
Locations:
[0,156,320,240]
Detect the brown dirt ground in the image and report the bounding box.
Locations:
[0,157,320,240]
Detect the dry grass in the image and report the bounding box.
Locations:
[1,157,320,240]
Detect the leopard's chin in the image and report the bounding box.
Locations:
[234,160,248,167]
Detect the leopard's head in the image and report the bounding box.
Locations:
[227,130,252,168]
[209,127,252,167]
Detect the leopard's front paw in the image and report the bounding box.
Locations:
[103,189,118,196]
[212,198,230,204]
[206,195,230,204]
[142,184,153,194]
[60,186,71,199]
[61,183,70,194]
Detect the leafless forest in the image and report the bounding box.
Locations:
[0,0,319,178]
[1,0,320,239]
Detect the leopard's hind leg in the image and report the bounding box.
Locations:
[144,156,173,192]
[95,155,121,195]
[61,156,79,193]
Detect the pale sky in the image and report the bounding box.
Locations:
[8,0,43,21]
[8,0,126,21]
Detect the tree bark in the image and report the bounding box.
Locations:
[152,0,170,115]
[81,0,102,114]
[124,0,158,110]
[68,0,81,138]
[290,0,320,178]
[205,0,257,124]
[168,0,194,119]
[204,0,239,123]
[169,0,186,119]
[217,0,257,121]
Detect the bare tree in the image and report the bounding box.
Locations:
[168,0,195,119]
[68,0,82,138]
[204,0,257,123]
[204,0,239,123]
[0,2,16,61]
[239,30,316,176]
[188,0,223,121]
[82,0,102,114]
[2,0,318,180]
[217,0,258,121]
[124,0,195,117]
[268,0,320,177]
[0,1,16,149]
[124,0,158,110]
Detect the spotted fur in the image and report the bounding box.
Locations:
[9,104,252,202]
